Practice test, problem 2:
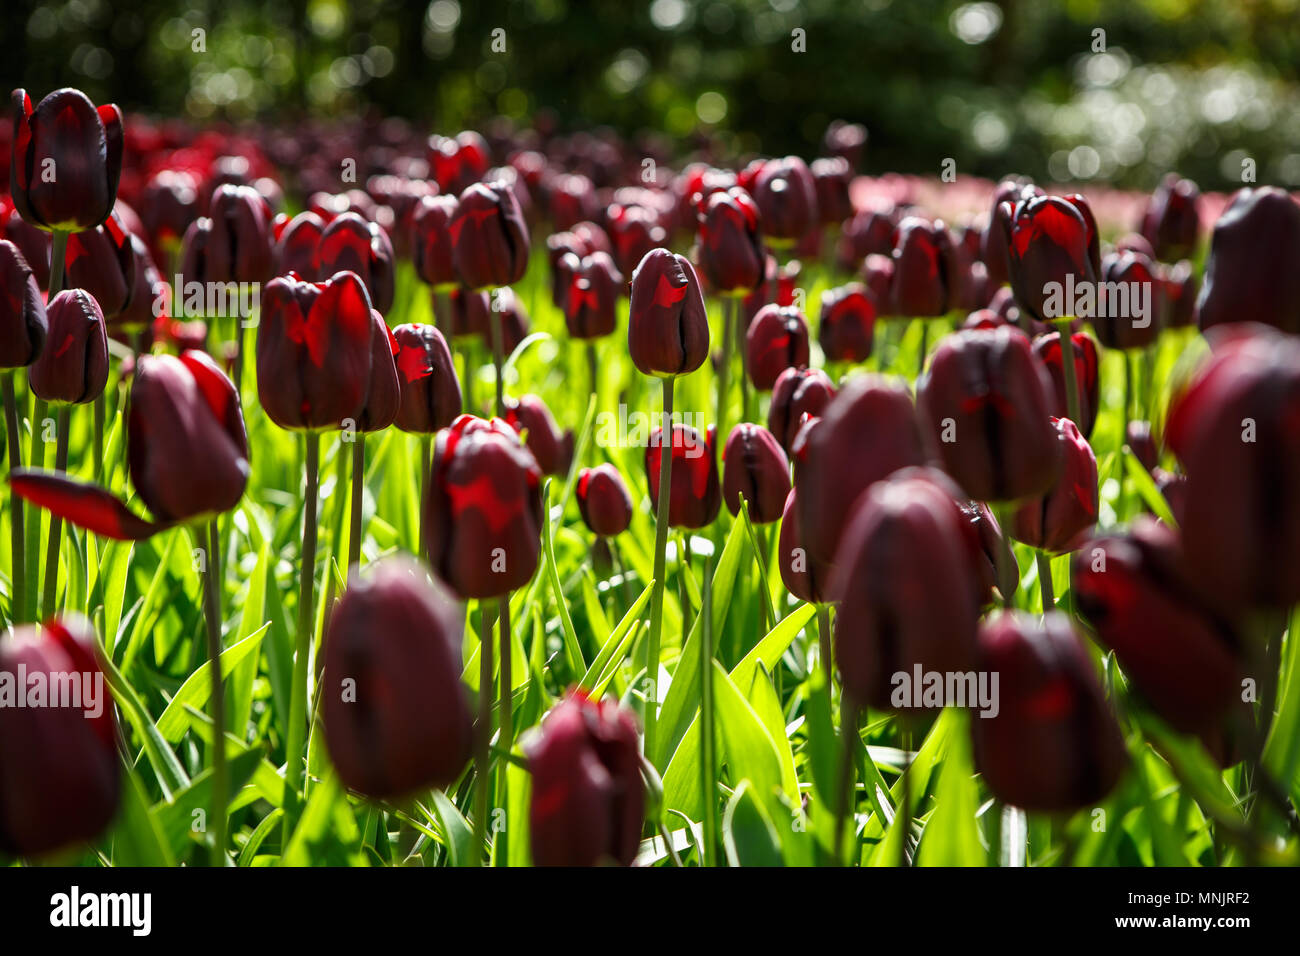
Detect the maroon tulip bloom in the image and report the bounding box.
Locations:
[0,616,120,857]
[528,690,644,867]
[256,271,374,430]
[322,558,473,798]
[392,323,462,433]
[837,206,896,272]
[503,394,574,477]
[769,366,835,453]
[645,423,721,529]
[722,423,791,523]
[444,286,490,339]
[962,499,1017,604]
[829,470,980,710]
[981,178,1043,289]
[1073,518,1243,741]
[823,120,868,168]
[971,611,1128,812]
[628,248,710,378]
[1,197,52,289]
[746,305,810,390]
[576,463,634,537]
[548,173,597,231]
[0,238,47,367]
[410,193,459,288]
[890,217,957,317]
[1002,194,1098,324]
[490,286,530,354]
[819,283,875,362]
[356,310,399,432]
[917,327,1062,502]
[13,350,249,539]
[1032,330,1100,437]
[317,212,395,315]
[115,233,168,331]
[1126,420,1159,472]
[695,187,764,294]
[778,488,814,601]
[1160,259,1197,329]
[10,88,123,232]
[29,289,108,405]
[811,156,854,225]
[450,181,530,291]
[1196,187,1300,335]
[429,131,490,195]
[272,210,326,279]
[181,184,274,284]
[139,168,199,263]
[1011,417,1098,553]
[1140,174,1200,262]
[425,415,544,599]
[794,375,925,599]
[62,212,135,318]
[607,202,668,277]
[562,251,622,339]
[1095,250,1162,349]
[1165,324,1300,607]
[752,156,817,245]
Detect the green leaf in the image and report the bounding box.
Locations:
[722,780,784,867]
[152,746,265,860]
[916,711,985,866]
[155,626,269,743]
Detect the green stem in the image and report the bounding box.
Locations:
[644,375,675,764]
[716,298,731,445]
[348,435,364,573]
[586,340,599,408]
[699,556,718,866]
[899,722,914,867]
[1036,550,1055,613]
[473,600,494,864]
[835,697,859,865]
[1054,319,1082,427]
[916,321,929,378]
[816,604,833,688]
[495,594,512,866]
[993,504,1017,609]
[490,295,505,418]
[735,297,750,425]
[25,397,46,620]
[3,375,25,623]
[418,435,432,561]
[93,391,104,484]
[199,520,228,866]
[40,406,70,619]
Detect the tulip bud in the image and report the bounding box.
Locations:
[576,463,634,537]
[752,156,817,245]
[0,238,47,367]
[1126,420,1158,472]
[1095,250,1162,349]
[425,415,543,599]
[322,558,473,798]
[971,611,1128,812]
[392,323,462,433]
[1002,194,1097,325]
[961,499,1016,604]
[563,251,622,339]
[450,181,530,290]
[318,212,395,315]
[1011,417,1098,552]
[0,616,120,856]
[182,184,274,284]
[355,310,399,432]
[890,217,957,317]
[1160,259,1197,329]
[695,187,764,294]
[917,327,1061,502]
[62,212,135,319]
[837,206,896,272]
[272,210,325,280]
[445,286,490,340]
[548,173,597,231]
[1140,174,1200,262]
[627,248,710,378]
[256,271,374,430]
[981,178,1043,289]
[10,88,124,232]
[528,690,644,867]
[819,283,875,363]
[778,488,814,601]
[1,197,52,289]
[645,423,721,529]
[768,366,835,454]
[722,423,791,523]
[824,120,868,169]
[811,157,854,225]
[746,304,810,390]
[29,289,109,404]
[1196,187,1300,335]
[829,469,980,710]
[490,286,530,354]
[1032,330,1100,437]
[410,194,459,288]
[607,203,668,276]
[503,394,574,476]
[428,131,489,195]
[140,169,199,266]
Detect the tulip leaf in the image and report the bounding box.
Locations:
[1122,448,1177,526]
[916,711,986,866]
[152,745,264,861]
[722,780,784,867]
[428,789,476,868]
[98,639,190,798]
[581,581,653,692]
[540,479,585,675]
[109,763,175,867]
[155,626,269,743]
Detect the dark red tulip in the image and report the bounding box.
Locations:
[255,270,374,431]
[778,487,814,601]
[752,156,817,245]
[1165,324,1300,608]
[859,252,895,310]
[1196,187,1300,335]
[10,88,123,232]
[794,375,925,599]
[504,394,574,476]
[562,251,622,339]
[722,423,790,522]
[428,130,489,195]
[1140,174,1200,262]
[1073,517,1243,741]
[971,611,1128,812]
[62,212,135,318]
[811,157,853,225]
[890,216,957,317]
[576,463,634,537]
[1,196,52,288]
[317,212,395,316]
[829,469,979,710]
[0,238,47,367]
[1011,417,1098,553]
[1126,420,1158,472]
[823,120,868,169]
[1032,330,1100,437]
[961,499,1017,604]
[645,423,721,529]
[837,206,896,272]
[0,616,120,856]
[768,366,835,453]
[746,304,810,390]
[29,289,108,405]
[917,327,1061,502]
[322,558,473,798]
[548,173,597,231]
[355,310,399,432]
[1002,194,1097,325]
[450,180,530,291]
[181,184,274,285]
[139,169,199,264]
[819,283,875,363]
[392,323,461,433]
[528,690,643,867]
[741,254,800,327]
[607,202,667,276]
[114,233,168,331]
[628,248,709,378]
[445,286,490,339]
[425,414,543,599]
[1094,250,1162,349]
[490,286,530,354]
[981,178,1043,289]
[410,194,459,288]
[1160,259,1197,328]
[272,210,326,279]
[695,187,763,295]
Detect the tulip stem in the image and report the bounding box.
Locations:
[644,376,675,765]
[24,397,46,620]
[716,299,732,445]
[816,604,833,688]
[496,594,512,866]
[348,436,364,573]
[473,600,494,864]
[1036,550,1055,612]
[834,696,859,865]
[93,392,104,484]
[490,295,505,417]
[1054,320,1082,426]
[586,340,599,407]
[699,554,718,866]
[40,406,70,619]
[917,321,929,378]
[198,519,228,866]
[735,297,750,424]
[3,374,26,624]
[993,504,1017,608]
[418,435,432,561]
[283,431,320,844]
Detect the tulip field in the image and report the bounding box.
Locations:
[1,78,1299,883]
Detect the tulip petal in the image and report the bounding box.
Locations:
[9,470,165,540]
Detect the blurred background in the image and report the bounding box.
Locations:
[4,0,1300,188]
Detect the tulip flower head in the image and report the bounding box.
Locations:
[29,289,109,405]
[391,322,462,433]
[746,304,810,391]
[644,422,721,529]
[0,238,47,367]
[627,248,710,379]
[576,463,634,537]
